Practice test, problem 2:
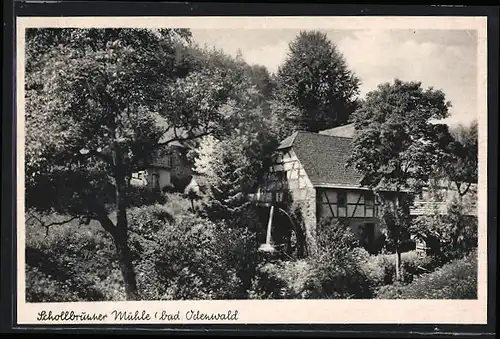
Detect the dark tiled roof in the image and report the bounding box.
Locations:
[279,131,364,188]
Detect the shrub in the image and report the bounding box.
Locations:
[248,259,315,299]
[211,226,260,298]
[303,217,374,299]
[358,250,444,290]
[163,192,194,220]
[411,198,478,262]
[26,266,81,302]
[128,204,174,237]
[25,214,125,302]
[128,186,166,207]
[376,250,477,299]
[357,252,392,287]
[139,214,259,300]
[126,204,175,268]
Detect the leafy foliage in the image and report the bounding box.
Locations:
[376,250,477,299]
[25,215,125,302]
[358,250,444,289]
[348,79,451,191]
[24,28,243,299]
[188,48,282,228]
[439,120,478,196]
[274,30,360,132]
[347,79,452,281]
[248,259,315,299]
[304,218,374,298]
[25,28,236,215]
[411,198,478,260]
[136,215,259,300]
[25,29,478,304]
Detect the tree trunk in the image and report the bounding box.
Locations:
[96,208,139,301]
[113,149,139,301]
[114,231,139,300]
[394,191,404,283]
[395,243,402,282]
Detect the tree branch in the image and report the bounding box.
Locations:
[29,213,80,237]
[157,129,213,147]
[44,216,79,227]
[457,181,472,197]
[95,211,117,238]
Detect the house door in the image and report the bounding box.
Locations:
[361,223,376,254]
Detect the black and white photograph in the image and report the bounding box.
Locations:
[16,15,488,325]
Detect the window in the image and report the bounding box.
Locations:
[364,192,375,217]
[365,192,374,208]
[337,191,347,217]
[279,171,287,181]
[337,191,347,207]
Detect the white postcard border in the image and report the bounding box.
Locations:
[16,15,489,325]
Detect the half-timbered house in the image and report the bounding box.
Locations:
[255,124,477,255]
[254,130,392,254]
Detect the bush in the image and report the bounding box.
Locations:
[358,250,444,290]
[25,215,125,302]
[26,266,81,302]
[163,192,194,220]
[137,214,259,300]
[248,259,315,299]
[300,217,374,299]
[376,250,478,299]
[411,198,478,262]
[128,186,166,207]
[358,252,394,287]
[127,204,175,264]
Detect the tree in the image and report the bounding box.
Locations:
[347,79,451,281]
[441,120,478,198]
[184,47,282,226]
[25,28,236,300]
[194,106,280,227]
[274,30,360,132]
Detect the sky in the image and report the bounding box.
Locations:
[191,28,479,127]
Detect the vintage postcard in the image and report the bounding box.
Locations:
[16,15,488,325]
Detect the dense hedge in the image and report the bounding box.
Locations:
[358,250,445,287]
